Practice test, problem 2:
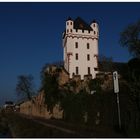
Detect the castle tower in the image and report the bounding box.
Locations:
[62,17,99,79]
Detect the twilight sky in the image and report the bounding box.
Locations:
[0,2,139,105]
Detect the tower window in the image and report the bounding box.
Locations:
[71,22,72,25]
[76,67,79,75]
[67,22,69,25]
[87,54,90,61]
[76,53,78,60]
[88,67,91,75]
[87,43,90,49]
[70,29,72,32]
[75,42,78,48]
[94,24,95,27]
[94,31,96,34]
[94,68,98,71]
[67,29,69,33]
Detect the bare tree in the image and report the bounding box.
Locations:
[120,20,140,58]
[16,75,35,100]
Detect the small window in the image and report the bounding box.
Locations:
[76,29,78,32]
[88,30,90,33]
[82,30,84,33]
[76,53,78,60]
[94,31,96,34]
[75,42,78,48]
[70,29,72,32]
[94,68,98,71]
[88,67,91,75]
[87,54,90,61]
[67,29,69,33]
[76,67,79,75]
[67,22,69,25]
[87,43,90,49]
[94,24,95,27]
[71,22,72,25]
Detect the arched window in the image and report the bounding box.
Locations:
[76,53,78,60]
[75,42,78,48]
[87,54,90,61]
[88,67,91,74]
[76,67,79,75]
[87,43,90,49]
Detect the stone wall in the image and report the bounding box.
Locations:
[20,92,63,119]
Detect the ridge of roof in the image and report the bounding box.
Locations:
[67,16,72,21]
[74,17,93,31]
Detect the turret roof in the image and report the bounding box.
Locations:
[91,19,99,25]
[74,17,93,31]
[67,17,72,21]
[91,19,96,23]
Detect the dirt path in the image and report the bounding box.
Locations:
[18,114,83,137]
[33,119,76,134]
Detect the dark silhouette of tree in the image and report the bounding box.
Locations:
[127,58,140,110]
[16,75,35,100]
[40,61,63,86]
[120,20,140,58]
[40,63,50,85]
[40,63,61,112]
[123,58,140,135]
[98,55,114,72]
[42,72,60,112]
[120,20,140,134]
[128,58,140,82]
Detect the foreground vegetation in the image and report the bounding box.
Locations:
[39,58,140,137]
[0,111,12,137]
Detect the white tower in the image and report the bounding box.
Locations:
[63,17,99,79]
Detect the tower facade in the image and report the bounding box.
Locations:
[63,17,99,79]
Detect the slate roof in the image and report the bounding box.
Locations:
[74,17,93,31]
[67,16,72,21]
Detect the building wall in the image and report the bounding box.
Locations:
[20,92,63,119]
[63,19,99,79]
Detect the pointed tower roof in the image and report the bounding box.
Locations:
[67,17,72,21]
[74,17,93,31]
[92,19,96,23]
[91,19,99,25]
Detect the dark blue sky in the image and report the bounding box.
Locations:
[0,2,139,105]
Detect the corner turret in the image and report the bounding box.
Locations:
[66,17,73,34]
[90,20,99,38]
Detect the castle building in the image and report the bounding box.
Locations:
[63,17,99,79]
